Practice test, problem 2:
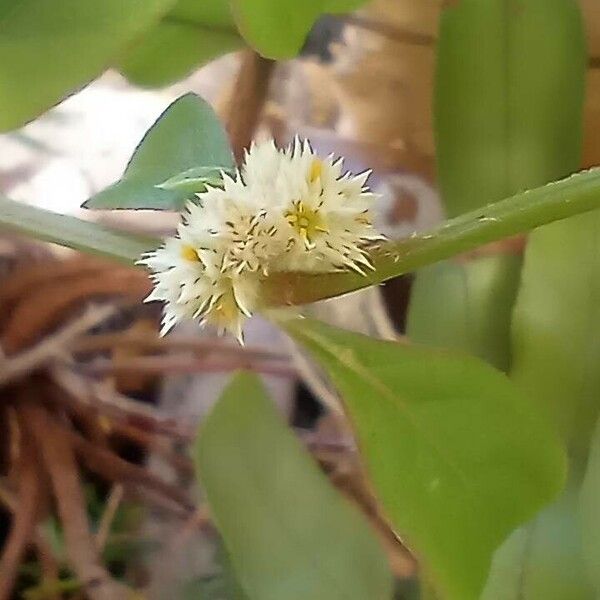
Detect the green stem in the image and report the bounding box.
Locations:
[262,168,600,306]
[3,168,600,306]
[0,196,158,264]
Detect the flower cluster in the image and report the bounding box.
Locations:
[139,139,382,342]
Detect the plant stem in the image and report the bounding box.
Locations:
[262,168,600,305]
[0,196,157,263]
[4,169,600,306]
[226,50,276,163]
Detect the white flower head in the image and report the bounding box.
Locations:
[139,236,258,342]
[140,138,382,342]
[276,139,382,273]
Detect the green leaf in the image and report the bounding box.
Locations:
[284,319,566,600]
[435,0,585,218]
[324,0,367,12]
[157,166,233,194]
[0,0,176,131]
[118,93,233,180]
[407,256,522,371]
[483,477,594,600]
[83,179,186,213]
[169,0,240,28]
[0,195,158,263]
[118,0,243,88]
[409,0,585,369]
[84,93,234,211]
[119,24,241,88]
[511,211,600,457]
[194,372,393,600]
[580,416,600,594]
[231,0,366,59]
[261,169,600,307]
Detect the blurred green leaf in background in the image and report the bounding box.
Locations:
[408,0,585,371]
[286,318,565,600]
[118,0,243,87]
[0,0,176,131]
[409,1,595,598]
[0,0,370,129]
[194,372,393,600]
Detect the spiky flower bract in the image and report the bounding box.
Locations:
[139,138,382,342]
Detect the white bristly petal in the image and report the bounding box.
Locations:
[139,138,383,342]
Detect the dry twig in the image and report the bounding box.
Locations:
[66,428,195,514]
[83,354,298,379]
[226,49,276,162]
[95,484,125,553]
[21,403,130,600]
[75,331,286,362]
[1,269,149,353]
[0,305,115,387]
[51,366,194,440]
[0,423,42,600]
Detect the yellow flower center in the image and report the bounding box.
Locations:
[285,201,328,249]
[206,284,241,330]
[213,297,237,323]
[181,244,201,263]
[308,158,323,184]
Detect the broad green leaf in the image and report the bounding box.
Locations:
[503,2,594,459]
[408,255,521,371]
[0,0,176,131]
[0,196,157,263]
[284,319,565,600]
[580,416,600,594]
[407,256,521,371]
[409,0,585,370]
[118,23,241,88]
[194,372,393,600]
[231,0,366,59]
[83,179,187,213]
[511,211,600,457]
[118,0,242,87]
[435,0,585,218]
[483,477,594,600]
[84,93,234,210]
[115,93,233,180]
[169,0,239,27]
[261,169,600,307]
[325,0,367,12]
